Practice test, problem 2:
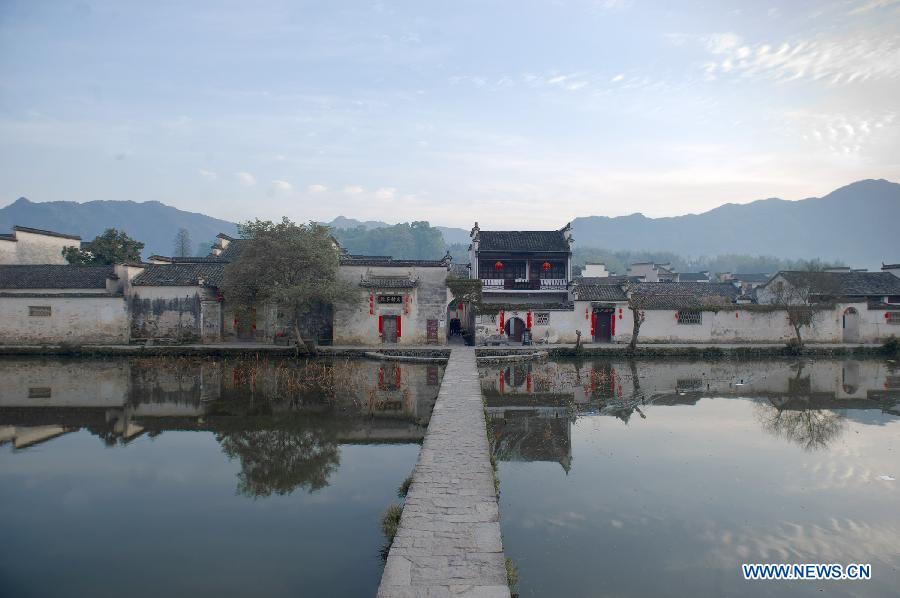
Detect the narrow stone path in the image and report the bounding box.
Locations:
[378,346,510,598]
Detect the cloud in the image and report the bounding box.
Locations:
[271,179,292,191]
[374,187,396,200]
[307,184,328,193]
[343,185,364,195]
[199,169,217,181]
[848,0,900,15]
[236,172,256,186]
[705,32,742,54]
[788,109,897,155]
[701,29,900,84]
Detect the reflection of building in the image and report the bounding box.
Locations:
[476,358,900,468]
[489,411,572,472]
[0,358,444,448]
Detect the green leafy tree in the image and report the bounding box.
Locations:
[63,228,144,264]
[221,217,359,350]
[331,221,446,259]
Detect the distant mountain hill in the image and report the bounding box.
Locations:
[0,197,238,257]
[570,179,899,269]
[2,179,896,266]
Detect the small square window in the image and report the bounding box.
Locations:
[29,306,52,317]
[28,387,52,399]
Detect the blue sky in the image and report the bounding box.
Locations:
[1,0,898,228]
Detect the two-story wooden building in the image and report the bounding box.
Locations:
[468,223,575,342]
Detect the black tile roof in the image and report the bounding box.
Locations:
[630,282,740,310]
[777,271,900,297]
[678,272,709,282]
[359,276,418,289]
[573,283,628,302]
[0,265,115,289]
[12,225,81,240]
[340,255,450,267]
[215,239,248,261]
[150,255,228,264]
[131,263,225,287]
[477,230,570,252]
[732,273,771,283]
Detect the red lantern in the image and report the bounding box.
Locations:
[495,261,504,271]
[542,261,552,271]
[526,311,532,329]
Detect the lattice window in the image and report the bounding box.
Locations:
[28,306,51,317]
[676,310,702,325]
[28,387,52,399]
[887,312,900,325]
[535,312,550,325]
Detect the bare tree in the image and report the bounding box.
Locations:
[173,227,193,257]
[765,271,836,348]
[622,283,646,352]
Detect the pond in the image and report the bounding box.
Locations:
[482,357,900,598]
[0,357,444,598]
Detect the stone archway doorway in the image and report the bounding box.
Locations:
[842,307,860,343]
[504,317,526,342]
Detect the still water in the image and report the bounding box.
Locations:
[0,357,444,598]
[482,358,900,597]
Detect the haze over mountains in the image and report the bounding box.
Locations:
[0,179,896,268]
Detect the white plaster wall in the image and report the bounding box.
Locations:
[0,239,15,264]
[130,286,209,341]
[334,265,448,345]
[0,296,129,345]
[616,307,841,344]
[0,231,78,265]
[474,307,585,344]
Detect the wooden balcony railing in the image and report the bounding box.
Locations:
[480,278,567,291]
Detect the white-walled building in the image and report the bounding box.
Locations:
[0,226,81,265]
[0,264,129,345]
[334,255,452,345]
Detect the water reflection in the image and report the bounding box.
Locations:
[0,357,443,497]
[482,358,900,465]
[0,357,443,598]
[482,357,900,598]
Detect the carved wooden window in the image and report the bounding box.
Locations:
[676,310,702,325]
[535,312,550,325]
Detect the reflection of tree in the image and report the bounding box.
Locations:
[217,423,340,497]
[754,402,846,451]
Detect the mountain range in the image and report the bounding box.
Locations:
[0,179,896,267]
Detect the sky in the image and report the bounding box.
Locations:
[0,0,898,229]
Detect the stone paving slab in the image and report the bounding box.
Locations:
[378,347,510,598]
